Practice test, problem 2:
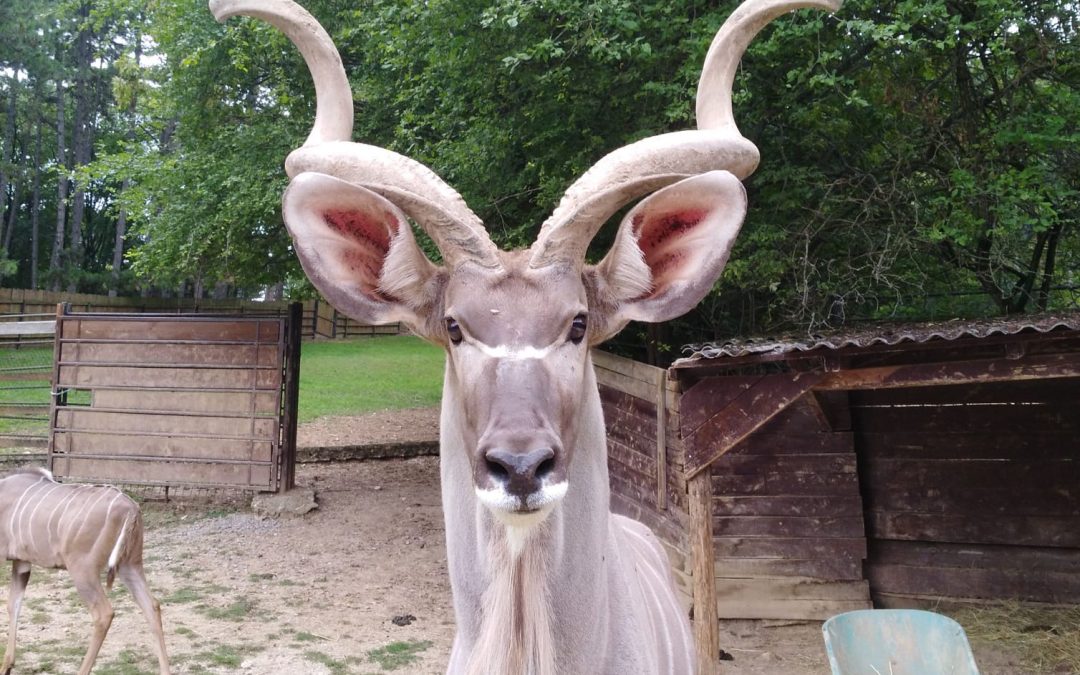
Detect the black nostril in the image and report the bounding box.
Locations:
[535,457,555,480]
[485,457,509,481]
[483,447,557,497]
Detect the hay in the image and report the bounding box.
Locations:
[951,601,1080,673]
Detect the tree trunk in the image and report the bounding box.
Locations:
[66,2,93,293]
[0,73,17,246]
[49,80,68,291]
[3,179,19,252]
[109,18,142,298]
[30,117,42,290]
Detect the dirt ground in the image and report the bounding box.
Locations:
[0,408,1055,674]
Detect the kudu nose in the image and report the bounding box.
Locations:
[484,447,556,500]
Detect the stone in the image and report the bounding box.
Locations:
[251,487,318,518]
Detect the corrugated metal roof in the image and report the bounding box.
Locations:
[677,313,1080,363]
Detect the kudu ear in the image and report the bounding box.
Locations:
[282,172,444,339]
[585,171,747,343]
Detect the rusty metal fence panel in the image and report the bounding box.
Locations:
[48,304,301,492]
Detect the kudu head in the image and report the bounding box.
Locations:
[211,0,841,530]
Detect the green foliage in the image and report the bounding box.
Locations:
[2,0,1076,341]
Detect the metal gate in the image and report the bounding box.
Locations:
[0,315,56,458]
[48,304,301,492]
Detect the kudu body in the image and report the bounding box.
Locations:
[0,469,169,675]
[211,0,839,672]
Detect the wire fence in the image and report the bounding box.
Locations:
[0,314,55,464]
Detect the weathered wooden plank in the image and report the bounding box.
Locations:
[600,383,658,419]
[711,469,859,496]
[688,470,718,675]
[866,512,1080,548]
[592,349,664,387]
[820,352,1080,390]
[58,365,281,390]
[730,431,854,456]
[713,536,867,561]
[862,457,1080,490]
[713,453,857,476]
[678,375,762,437]
[606,418,658,458]
[683,372,824,477]
[92,389,279,415]
[52,455,273,489]
[656,369,668,511]
[53,431,273,460]
[855,431,1076,460]
[61,318,281,342]
[869,540,1080,573]
[715,556,864,581]
[855,378,1080,405]
[607,438,658,481]
[866,485,1080,517]
[54,409,277,439]
[853,402,1080,433]
[60,342,279,367]
[713,515,865,538]
[865,563,1080,604]
[714,495,864,518]
[715,578,870,619]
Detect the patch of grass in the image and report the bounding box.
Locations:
[174,625,196,638]
[197,596,256,621]
[29,610,50,625]
[366,640,433,671]
[293,631,324,643]
[193,644,248,668]
[95,648,157,675]
[276,578,301,587]
[952,602,1080,673]
[164,587,204,604]
[304,650,350,675]
[298,336,444,421]
[248,572,275,582]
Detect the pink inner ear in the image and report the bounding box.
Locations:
[634,209,708,287]
[323,209,396,294]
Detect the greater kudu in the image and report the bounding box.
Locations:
[211,0,840,672]
[0,468,169,675]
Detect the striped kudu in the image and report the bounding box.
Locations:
[211,0,839,672]
[0,469,169,675]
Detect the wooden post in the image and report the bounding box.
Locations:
[280,302,303,491]
[689,469,718,675]
[655,369,668,510]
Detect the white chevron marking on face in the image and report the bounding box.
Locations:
[473,342,557,360]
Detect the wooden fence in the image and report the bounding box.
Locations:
[0,289,399,340]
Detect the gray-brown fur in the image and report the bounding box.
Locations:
[0,469,169,675]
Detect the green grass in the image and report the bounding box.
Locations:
[298,336,444,421]
[366,640,433,671]
[303,650,352,675]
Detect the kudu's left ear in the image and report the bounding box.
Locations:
[585,170,747,343]
[283,172,444,338]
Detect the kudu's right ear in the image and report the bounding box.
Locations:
[584,170,747,343]
[283,172,445,340]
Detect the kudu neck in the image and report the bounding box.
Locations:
[439,357,615,673]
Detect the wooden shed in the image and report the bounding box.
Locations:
[595,314,1080,672]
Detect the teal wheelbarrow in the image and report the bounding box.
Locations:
[822,609,980,675]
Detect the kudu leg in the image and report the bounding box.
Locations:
[1,560,31,675]
[118,563,170,675]
[69,568,114,675]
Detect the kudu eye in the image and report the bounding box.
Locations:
[445,318,463,345]
[568,314,587,344]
